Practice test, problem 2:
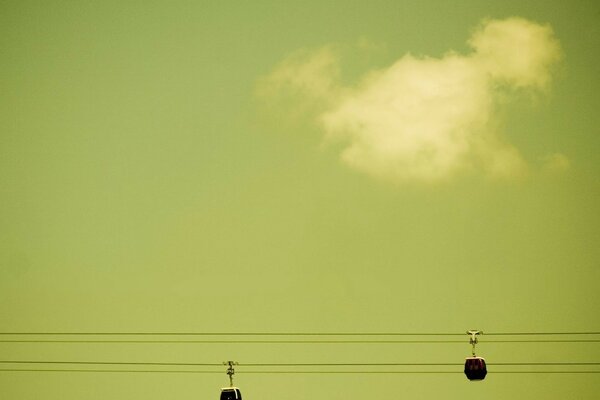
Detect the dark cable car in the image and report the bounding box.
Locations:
[220,387,242,400]
[464,356,487,381]
[464,330,487,381]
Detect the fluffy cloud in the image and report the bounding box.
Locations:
[259,17,563,184]
[469,18,562,89]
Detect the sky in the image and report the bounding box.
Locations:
[0,1,599,399]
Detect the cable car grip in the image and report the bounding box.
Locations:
[223,361,238,387]
[466,330,482,356]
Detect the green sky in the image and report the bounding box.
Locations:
[1,1,599,399]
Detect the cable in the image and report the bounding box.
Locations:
[487,332,600,336]
[491,371,600,374]
[1,332,598,346]
[1,360,598,374]
[3,339,464,344]
[0,331,598,336]
[0,369,598,374]
[0,361,223,367]
[1,360,598,367]
[237,371,600,374]
[1,339,598,344]
[0,369,222,374]
[0,332,464,336]
[1,331,598,336]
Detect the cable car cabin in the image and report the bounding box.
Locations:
[464,357,487,381]
[220,387,242,400]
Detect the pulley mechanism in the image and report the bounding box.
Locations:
[467,330,482,356]
[224,361,238,387]
[220,361,242,400]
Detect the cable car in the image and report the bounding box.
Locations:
[220,387,242,400]
[464,356,487,381]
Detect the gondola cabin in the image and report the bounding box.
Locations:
[464,357,487,381]
[220,387,242,400]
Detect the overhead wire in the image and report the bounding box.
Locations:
[1,360,598,375]
[0,331,600,344]
[1,360,599,367]
[2,332,597,376]
[1,339,598,344]
[0,369,598,374]
[2,333,598,381]
[1,331,598,344]
[0,331,598,336]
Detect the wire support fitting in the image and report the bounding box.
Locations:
[467,330,483,356]
[223,361,238,386]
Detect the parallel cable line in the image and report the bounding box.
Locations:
[3,339,467,344]
[0,369,599,374]
[0,332,463,336]
[487,371,600,374]
[239,370,600,374]
[0,369,222,374]
[0,331,598,336]
[0,361,222,367]
[1,361,598,367]
[487,332,600,336]
[1,339,599,344]
[0,339,466,343]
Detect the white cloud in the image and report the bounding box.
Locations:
[256,47,340,106]
[259,17,564,184]
[321,54,520,182]
[469,17,562,89]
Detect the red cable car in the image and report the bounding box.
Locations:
[464,356,487,381]
[464,330,487,381]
